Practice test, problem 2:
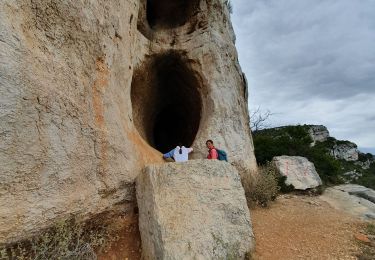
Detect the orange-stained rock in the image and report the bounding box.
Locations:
[354,233,371,244]
[0,0,257,244]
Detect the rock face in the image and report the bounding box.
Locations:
[355,160,372,170]
[320,185,375,220]
[342,170,362,182]
[308,125,329,145]
[136,160,254,259]
[273,156,322,190]
[0,0,257,244]
[330,143,359,161]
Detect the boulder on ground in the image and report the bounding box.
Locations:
[273,156,322,190]
[136,160,254,260]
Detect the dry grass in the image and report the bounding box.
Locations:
[243,163,280,208]
[0,214,120,260]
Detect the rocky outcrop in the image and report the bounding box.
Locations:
[330,143,359,161]
[342,170,362,182]
[320,185,375,220]
[0,0,257,243]
[136,160,254,259]
[273,156,322,190]
[308,125,329,145]
[355,160,372,170]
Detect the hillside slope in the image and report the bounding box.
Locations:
[253,125,375,188]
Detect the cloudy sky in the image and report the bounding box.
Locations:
[231,0,375,154]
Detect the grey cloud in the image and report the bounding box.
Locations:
[232,0,375,150]
[233,0,375,101]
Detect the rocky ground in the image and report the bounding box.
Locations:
[97,191,375,259]
[251,194,371,260]
[97,212,141,260]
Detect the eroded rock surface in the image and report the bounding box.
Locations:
[0,0,257,243]
[308,125,329,145]
[330,143,359,161]
[320,184,375,220]
[273,156,322,190]
[136,160,254,259]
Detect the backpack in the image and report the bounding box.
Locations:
[216,149,228,162]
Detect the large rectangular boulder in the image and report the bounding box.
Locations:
[136,160,254,259]
[273,156,323,190]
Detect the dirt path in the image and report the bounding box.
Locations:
[251,194,363,260]
[97,213,141,260]
[97,194,367,259]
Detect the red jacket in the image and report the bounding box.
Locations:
[207,147,218,159]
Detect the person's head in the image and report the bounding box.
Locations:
[206,139,214,149]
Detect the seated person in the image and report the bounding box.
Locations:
[163,145,193,162]
[206,139,218,159]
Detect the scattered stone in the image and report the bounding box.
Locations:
[355,233,371,244]
[355,160,372,170]
[307,201,321,206]
[273,156,323,190]
[136,160,254,259]
[343,170,362,182]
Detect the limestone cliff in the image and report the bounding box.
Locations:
[0,0,257,243]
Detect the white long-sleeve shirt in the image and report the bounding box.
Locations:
[163,146,193,162]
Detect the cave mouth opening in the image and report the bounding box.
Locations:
[131,52,202,154]
[146,0,200,29]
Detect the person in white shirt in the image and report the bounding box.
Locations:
[163,145,193,162]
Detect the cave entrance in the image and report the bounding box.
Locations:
[146,0,200,29]
[131,52,202,154]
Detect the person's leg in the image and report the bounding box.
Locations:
[163,157,175,162]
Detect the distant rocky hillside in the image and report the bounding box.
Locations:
[253,125,375,188]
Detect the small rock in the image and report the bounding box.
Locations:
[365,213,375,220]
[307,201,321,206]
[354,233,371,244]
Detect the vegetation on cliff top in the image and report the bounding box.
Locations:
[253,125,375,188]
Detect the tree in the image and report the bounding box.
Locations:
[250,107,273,132]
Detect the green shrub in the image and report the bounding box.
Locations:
[253,125,313,165]
[305,147,342,184]
[253,125,344,185]
[352,161,375,189]
[366,223,375,236]
[359,153,374,162]
[277,175,295,193]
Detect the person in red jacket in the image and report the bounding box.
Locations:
[206,139,218,159]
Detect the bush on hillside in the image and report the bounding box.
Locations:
[356,163,375,190]
[253,125,313,164]
[245,163,280,208]
[253,125,343,185]
[277,175,295,193]
[358,152,374,162]
[305,144,342,184]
